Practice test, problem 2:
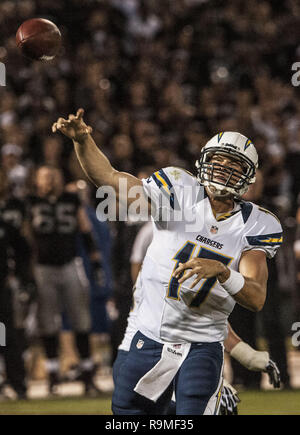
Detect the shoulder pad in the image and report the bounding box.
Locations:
[243,203,283,257]
[152,167,198,188]
[257,206,281,224]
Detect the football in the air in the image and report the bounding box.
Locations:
[16,18,61,61]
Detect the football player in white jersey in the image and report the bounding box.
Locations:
[53,110,283,415]
[113,221,280,415]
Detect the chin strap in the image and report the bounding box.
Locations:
[206,183,234,198]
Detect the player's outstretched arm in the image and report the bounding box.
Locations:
[52,109,144,207]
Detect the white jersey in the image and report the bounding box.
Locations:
[119,222,153,352]
[134,167,283,344]
[118,273,143,351]
[130,221,153,264]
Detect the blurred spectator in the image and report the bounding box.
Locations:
[41,137,63,166]
[111,134,134,173]
[293,195,300,325]
[1,144,31,199]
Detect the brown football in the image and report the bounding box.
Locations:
[16,18,61,61]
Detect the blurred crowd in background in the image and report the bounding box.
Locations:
[0,0,300,396]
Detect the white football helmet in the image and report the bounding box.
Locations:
[195,131,258,197]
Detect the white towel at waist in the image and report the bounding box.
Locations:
[134,342,191,402]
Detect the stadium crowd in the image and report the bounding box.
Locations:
[0,0,299,396]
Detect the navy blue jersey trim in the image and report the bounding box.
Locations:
[246,232,283,246]
[151,171,175,209]
[158,169,173,191]
[196,184,207,202]
[239,201,253,224]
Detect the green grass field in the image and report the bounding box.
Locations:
[0,390,299,415]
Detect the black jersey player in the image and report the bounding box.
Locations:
[27,165,104,395]
[0,169,33,399]
[0,167,26,233]
[0,183,31,326]
[0,208,33,398]
[0,196,26,231]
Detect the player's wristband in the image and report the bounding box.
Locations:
[230,341,269,371]
[219,269,245,296]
